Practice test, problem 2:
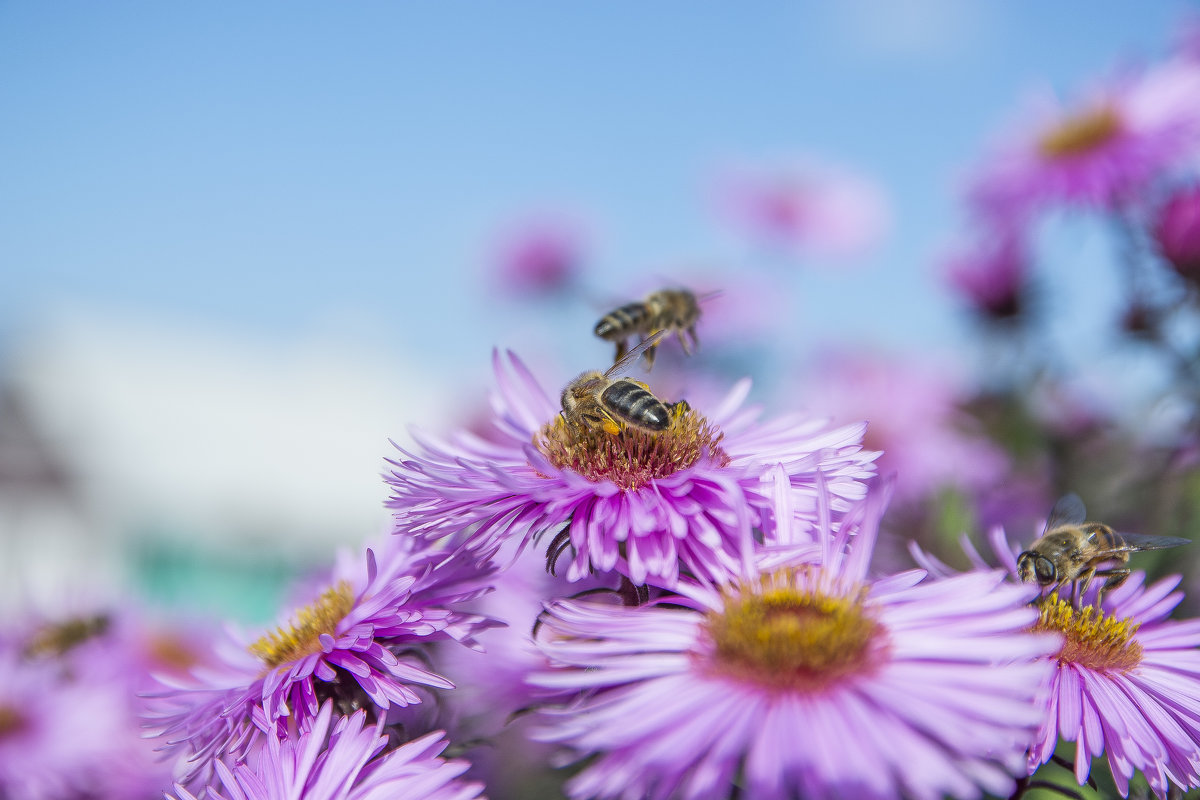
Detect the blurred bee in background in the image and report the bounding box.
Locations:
[24,613,112,659]
[1017,493,1189,608]
[594,288,710,369]
[561,331,673,435]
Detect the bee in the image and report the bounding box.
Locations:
[561,330,674,435]
[594,288,706,369]
[24,613,111,659]
[1017,493,1189,607]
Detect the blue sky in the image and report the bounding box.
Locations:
[1,2,1194,379]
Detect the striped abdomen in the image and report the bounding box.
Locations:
[594,303,652,341]
[600,379,670,431]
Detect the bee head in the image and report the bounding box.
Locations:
[1016,551,1056,586]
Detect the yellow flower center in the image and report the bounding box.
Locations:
[249,582,355,668]
[535,403,729,490]
[1035,595,1143,674]
[148,633,203,672]
[1037,106,1123,159]
[702,571,885,690]
[0,705,25,739]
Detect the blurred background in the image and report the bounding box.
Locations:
[4,2,1200,623]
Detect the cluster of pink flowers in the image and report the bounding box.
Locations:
[7,23,1200,800]
[7,290,1197,798]
[946,40,1200,324]
[380,337,1200,799]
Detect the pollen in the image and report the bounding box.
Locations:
[1038,105,1123,159]
[249,581,355,669]
[535,402,730,490]
[702,570,886,691]
[1035,595,1143,674]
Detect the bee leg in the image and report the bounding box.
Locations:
[1093,569,1131,610]
[583,411,622,436]
[1050,577,1072,605]
[613,340,629,363]
[546,526,573,577]
[617,575,649,606]
[642,343,658,370]
[1075,568,1098,608]
[675,328,693,356]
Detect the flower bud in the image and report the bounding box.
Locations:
[1155,184,1200,281]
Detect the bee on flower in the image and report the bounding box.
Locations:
[911,511,1200,798]
[528,480,1059,800]
[386,340,878,589]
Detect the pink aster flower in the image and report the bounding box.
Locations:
[1154,182,1200,282]
[1177,15,1200,63]
[168,701,484,800]
[942,228,1030,322]
[914,526,1200,797]
[0,643,172,800]
[714,158,891,262]
[149,533,498,787]
[488,214,587,298]
[386,351,877,588]
[529,482,1058,800]
[797,350,1009,504]
[968,59,1200,217]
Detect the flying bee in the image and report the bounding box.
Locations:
[561,330,675,436]
[24,613,111,659]
[594,288,711,369]
[1017,493,1189,608]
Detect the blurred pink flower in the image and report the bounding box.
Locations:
[968,59,1200,217]
[715,159,891,261]
[1176,15,1200,62]
[681,271,790,345]
[489,215,588,297]
[798,352,1009,503]
[1154,183,1200,282]
[0,612,177,799]
[1026,377,1110,439]
[942,229,1029,321]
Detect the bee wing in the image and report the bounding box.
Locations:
[1089,531,1191,557]
[695,289,723,304]
[1044,493,1087,533]
[602,329,669,378]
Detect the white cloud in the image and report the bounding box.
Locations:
[817,0,998,62]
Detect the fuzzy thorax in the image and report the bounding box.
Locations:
[1035,595,1143,674]
[702,570,886,691]
[249,581,355,669]
[535,403,729,490]
[1038,106,1123,159]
